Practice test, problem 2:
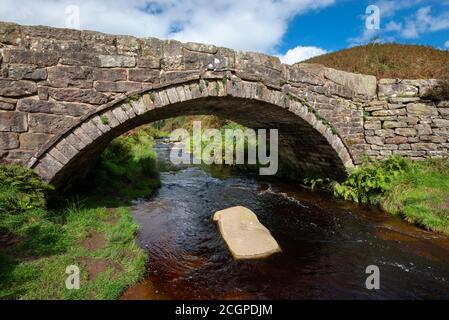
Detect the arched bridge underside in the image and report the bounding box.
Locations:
[2,22,448,187]
[29,79,354,186]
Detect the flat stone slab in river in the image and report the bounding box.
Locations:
[213,206,281,260]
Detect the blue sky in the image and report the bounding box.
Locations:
[0,0,448,64]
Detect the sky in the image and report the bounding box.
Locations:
[0,0,448,64]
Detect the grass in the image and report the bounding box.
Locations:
[0,206,146,300]
[381,159,449,234]
[304,43,449,79]
[0,126,163,299]
[305,156,449,235]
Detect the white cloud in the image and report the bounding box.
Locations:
[277,46,327,64]
[348,28,380,46]
[445,40,449,48]
[0,0,335,53]
[374,0,423,18]
[385,21,402,32]
[401,6,449,39]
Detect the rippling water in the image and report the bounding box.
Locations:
[121,141,449,300]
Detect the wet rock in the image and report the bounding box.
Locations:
[213,206,281,260]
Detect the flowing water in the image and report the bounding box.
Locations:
[121,141,449,300]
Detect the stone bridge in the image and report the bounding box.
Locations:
[0,22,448,187]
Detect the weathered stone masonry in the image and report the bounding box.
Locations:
[0,22,447,185]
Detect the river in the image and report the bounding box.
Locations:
[121,140,449,300]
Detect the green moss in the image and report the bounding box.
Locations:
[100,115,109,126]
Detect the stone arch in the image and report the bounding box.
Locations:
[28,77,354,187]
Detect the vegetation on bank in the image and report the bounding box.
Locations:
[0,127,163,299]
[72,128,161,208]
[305,156,449,235]
[304,43,449,80]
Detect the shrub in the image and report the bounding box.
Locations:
[0,164,53,215]
[424,77,449,102]
[304,156,411,204]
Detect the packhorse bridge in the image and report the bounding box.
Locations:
[0,22,448,187]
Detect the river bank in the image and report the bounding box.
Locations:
[305,156,449,236]
[0,128,160,299]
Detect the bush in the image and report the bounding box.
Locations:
[304,156,411,204]
[0,164,53,215]
[331,156,410,204]
[425,77,449,102]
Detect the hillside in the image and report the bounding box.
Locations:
[303,43,449,79]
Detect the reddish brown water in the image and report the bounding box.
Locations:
[121,142,449,300]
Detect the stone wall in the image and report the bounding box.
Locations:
[365,79,449,159]
[0,22,448,183]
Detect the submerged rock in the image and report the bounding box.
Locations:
[213,206,281,260]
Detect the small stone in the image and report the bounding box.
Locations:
[94,81,142,93]
[98,55,136,68]
[0,132,19,150]
[19,133,53,150]
[17,99,91,117]
[395,128,417,137]
[374,129,395,138]
[383,121,407,129]
[366,136,384,145]
[92,69,127,82]
[48,88,108,105]
[3,49,59,67]
[0,79,37,97]
[433,119,449,128]
[8,65,47,80]
[137,56,161,69]
[28,113,75,134]
[407,103,438,116]
[372,109,406,116]
[128,69,160,82]
[0,102,15,110]
[364,121,381,130]
[0,111,27,132]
